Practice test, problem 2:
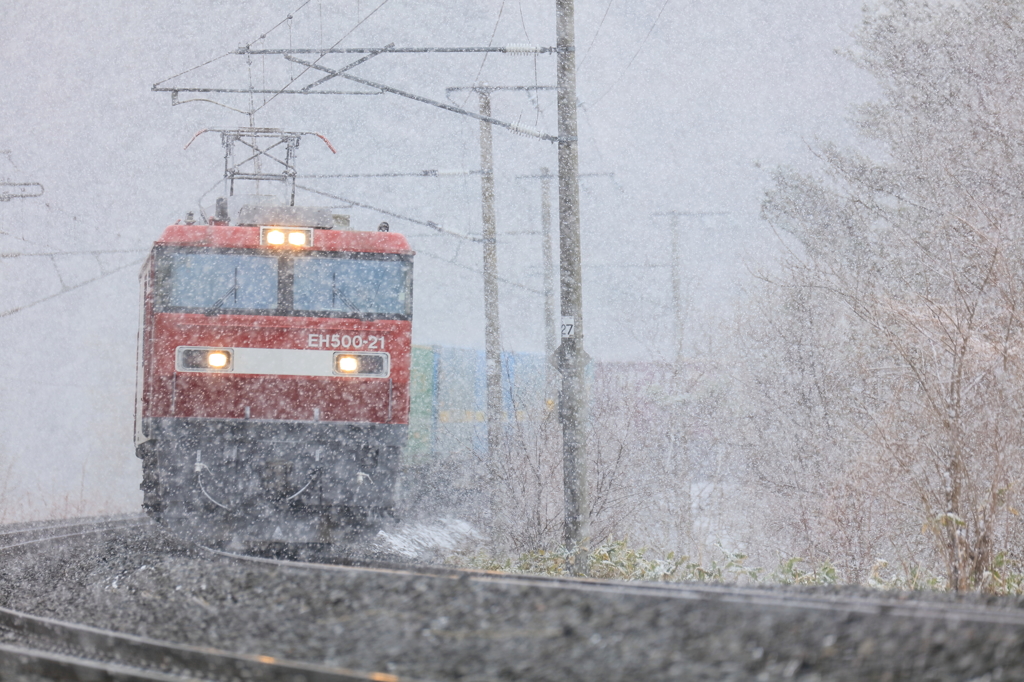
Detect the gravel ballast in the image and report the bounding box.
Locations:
[1,523,1024,681]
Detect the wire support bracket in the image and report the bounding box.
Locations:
[0,182,44,202]
[235,45,557,55]
[282,55,560,142]
[154,44,565,141]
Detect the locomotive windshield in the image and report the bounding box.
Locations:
[155,247,411,319]
[166,253,278,309]
[293,258,409,316]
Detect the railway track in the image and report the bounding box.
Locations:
[0,515,145,551]
[183,543,1024,681]
[0,608,410,681]
[0,517,421,681]
[2,517,1024,680]
[214,547,1024,628]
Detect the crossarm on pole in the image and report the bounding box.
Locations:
[282,55,559,142]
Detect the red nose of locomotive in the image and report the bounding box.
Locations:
[134,205,413,547]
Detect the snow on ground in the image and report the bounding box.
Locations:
[377,518,482,560]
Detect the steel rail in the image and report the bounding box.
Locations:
[0,641,185,682]
[0,605,415,682]
[0,518,424,682]
[0,513,144,534]
[208,547,1024,628]
[0,515,148,549]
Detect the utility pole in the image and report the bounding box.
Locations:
[669,212,684,367]
[665,212,686,551]
[518,169,613,406]
[515,168,558,408]
[478,89,504,463]
[653,210,728,549]
[556,0,589,572]
[654,211,729,367]
[447,85,555,460]
[540,168,557,408]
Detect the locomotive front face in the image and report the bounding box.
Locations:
[135,224,413,547]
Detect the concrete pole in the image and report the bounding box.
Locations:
[655,209,726,550]
[478,89,504,463]
[669,212,684,368]
[555,0,589,572]
[540,167,558,409]
[668,212,683,550]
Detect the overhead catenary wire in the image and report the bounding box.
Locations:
[577,0,616,72]
[586,0,674,109]
[251,0,395,115]
[461,0,508,108]
[281,56,558,141]
[241,0,313,51]
[157,23,558,142]
[292,182,542,298]
[0,259,143,319]
[0,229,51,249]
[1,205,120,251]
[0,249,147,259]
[510,2,545,127]
[154,3,401,108]
[517,1,533,44]
[299,169,482,178]
[414,248,542,296]
[152,51,237,90]
[153,0,314,90]
[295,183,482,242]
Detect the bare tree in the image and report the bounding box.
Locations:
[480,357,723,558]
[751,0,1024,588]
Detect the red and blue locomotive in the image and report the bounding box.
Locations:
[134,204,413,548]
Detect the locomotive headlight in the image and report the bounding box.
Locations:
[336,355,359,373]
[333,352,389,377]
[207,351,230,368]
[177,347,233,372]
[261,227,313,248]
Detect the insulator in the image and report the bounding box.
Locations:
[504,43,542,54]
[509,123,545,138]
